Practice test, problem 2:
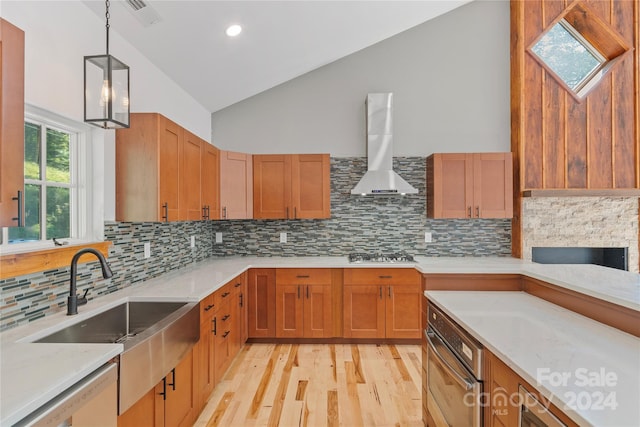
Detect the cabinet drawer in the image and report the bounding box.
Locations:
[276,268,332,284]
[344,268,420,285]
[200,293,216,321]
[214,282,234,309]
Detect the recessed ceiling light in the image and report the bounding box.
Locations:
[226,24,242,37]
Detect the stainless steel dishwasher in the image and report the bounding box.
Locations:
[14,362,118,427]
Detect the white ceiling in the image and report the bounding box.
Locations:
[82,0,470,113]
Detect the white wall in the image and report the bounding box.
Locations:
[2,0,212,220]
[211,0,510,157]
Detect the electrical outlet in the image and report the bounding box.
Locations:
[144,242,151,258]
[190,236,195,248]
[215,232,222,244]
[424,232,433,243]
[280,232,287,243]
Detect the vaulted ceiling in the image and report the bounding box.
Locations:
[82,0,471,112]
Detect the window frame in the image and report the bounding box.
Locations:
[0,105,100,254]
[525,0,632,102]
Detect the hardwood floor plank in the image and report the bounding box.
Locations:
[205,392,234,427]
[350,344,366,384]
[389,345,412,381]
[267,345,299,426]
[247,344,283,419]
[327,389,339,427]
[295,380,308,400]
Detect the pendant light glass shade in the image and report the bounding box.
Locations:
[84,1,130,129]
[84,54,130,129]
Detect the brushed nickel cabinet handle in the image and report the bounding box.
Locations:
[162,202,169,222]
[476,206,480,217]
[467,206,472,218]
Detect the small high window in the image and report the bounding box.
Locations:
[527,1,631,101]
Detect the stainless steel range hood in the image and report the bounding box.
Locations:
[351,93,418,195]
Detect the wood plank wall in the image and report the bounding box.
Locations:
[511,0,640,257]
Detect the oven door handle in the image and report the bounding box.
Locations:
[426,329,476,391]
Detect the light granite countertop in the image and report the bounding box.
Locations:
[1,256,638,425]
[425,291,640,427]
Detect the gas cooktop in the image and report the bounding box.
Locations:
[348,252,416,263]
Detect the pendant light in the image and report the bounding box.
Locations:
[84,0,130,129]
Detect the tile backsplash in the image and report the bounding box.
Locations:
[211,157,512,257]
[0,156,511,331]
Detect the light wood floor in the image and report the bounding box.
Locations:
[193,343,423,427]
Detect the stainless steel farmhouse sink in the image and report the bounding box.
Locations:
[34,301,200,414]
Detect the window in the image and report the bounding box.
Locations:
[8,121,76,243]
[1,105,101,251]
[531,19,606,95]
[527,1,631,101]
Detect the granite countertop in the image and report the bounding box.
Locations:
[425,291,640,427]
[1,256,638,425]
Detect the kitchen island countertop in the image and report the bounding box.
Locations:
[1,256,638,425]
[425,290,640,427]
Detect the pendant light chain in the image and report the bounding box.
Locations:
[105,0,110,55]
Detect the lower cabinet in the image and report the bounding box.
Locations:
[484,351,578,427]
[118,349,197,427]
[275,268,333,338]
[343,269,422,339]
[247,269,276,337]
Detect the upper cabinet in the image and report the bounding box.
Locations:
[201,143,220,220]
[426,153,513,219]
[219,150,252,219]
[116,113,219,222]
[0,19,25,228]
[253,154,330,220]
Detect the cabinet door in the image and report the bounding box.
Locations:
[304,284,332,338]
[0,19,25,227]
[428,153,473,219]
[343,285,385,338]
[220,151,252,219]
[180,130,202,221]
[385,284,421,339]
[291,154,330,219]
[253,155,291,219]
[275,284,304,338]
[201,142,220,220]
[159,117,182,222]
[196,317,215,408]
[473,153,513,218]
[117,385,163,427]
[485,352,520,427]
[165,349,197,427]
[247,269,276,337]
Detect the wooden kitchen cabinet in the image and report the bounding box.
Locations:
[343,268,421,339]
[0,19,25,228]
[220,150,252,219]
[426,153,513,219]
[116,113,220,222]
[201,143,220,220]
[253,154,330,219]
[484,351,578,427]
[180,130,202,220]
[275,269,332,338]
[118,349,197,427]
[247,269,276,337]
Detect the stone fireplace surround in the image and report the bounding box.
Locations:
[521,196,639,273]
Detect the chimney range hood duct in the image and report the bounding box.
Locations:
[351,93,418,195]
